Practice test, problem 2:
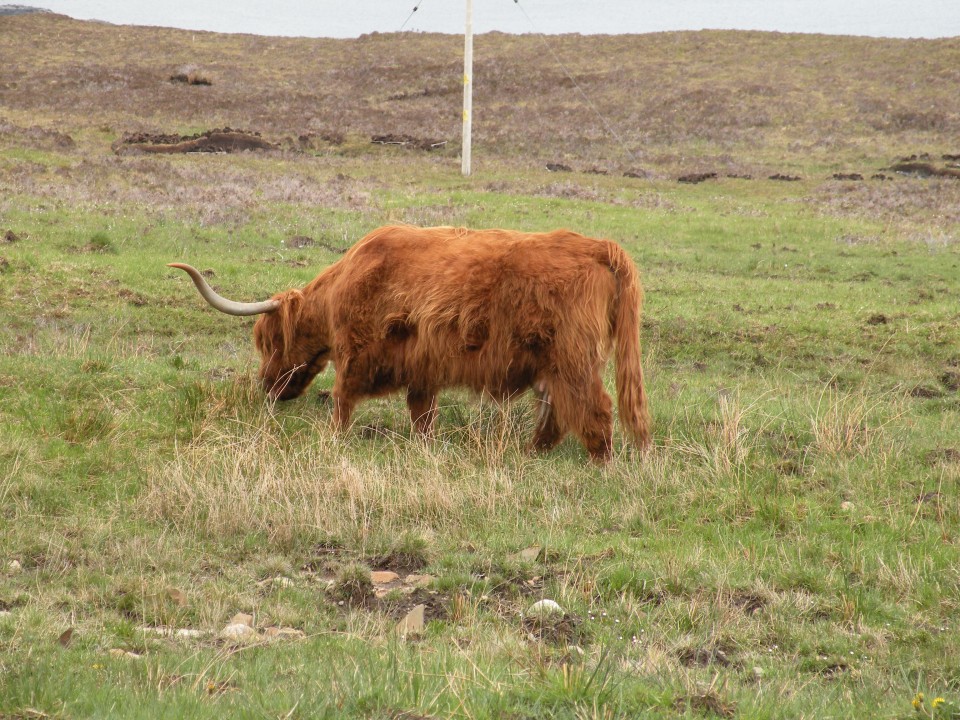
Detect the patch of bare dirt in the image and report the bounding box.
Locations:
[378,587,449,623]
[728,589,768,615]
[909,384,943,399]
[117,288,148,306]
[926,448,960,466]
[169,72,212,86]
[367,549,429,575]
[370,133,447,151]
[387,86,455,101]
[113,128,276,155]
[295,131,344,149]
[0,118,74,149]
[522,611,586,645]
[285,235,314,249]
[678,171,717,184]
[674,691,737,718]
[678,645,734,668]
[888,160,960,179]
[886,153,960,179]
[941,370,960,392]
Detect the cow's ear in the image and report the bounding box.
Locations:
[279,290,306,360]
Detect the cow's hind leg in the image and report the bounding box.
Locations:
[407,388,438,436]
[550,374,614,463]
[529,383,566,453]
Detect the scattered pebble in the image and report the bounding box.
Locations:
[109,648,142,660]
[404,574,436,587]
[219,623,256,640]
[370,571,400,584]
[264,627,306,640]
[527,599,564,618]
[230,613,254,628]
[257,576,295,589]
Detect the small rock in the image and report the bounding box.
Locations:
[371,570,400,585]
[109,648,142,659]
[527,599,564,618]
[840,501,854,511]
[165,587,188,606]
[404,574,435,587]
[219,623,256,640]
[230,612,254,628]
[752,666,765,679]
[256,576,295,589]
[517,546,542,562]
[264,627,305,640]
[140,626,172,637]
[175,628,204,639]
[396,604,426,637]
[8,560,22,574]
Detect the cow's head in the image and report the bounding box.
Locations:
[169,263,331,400]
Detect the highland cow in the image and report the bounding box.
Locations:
[169,225,650,461]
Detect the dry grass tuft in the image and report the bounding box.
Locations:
[809,386,899,458]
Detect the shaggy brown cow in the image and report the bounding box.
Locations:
[169,225,650,461]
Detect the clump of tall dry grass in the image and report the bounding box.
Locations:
[142,388,545,546]
[808,385,902,459]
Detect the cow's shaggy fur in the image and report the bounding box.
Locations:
[243,225,650,460]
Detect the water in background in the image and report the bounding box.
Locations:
[18,0,960,38]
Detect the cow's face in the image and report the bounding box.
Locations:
[252,294,331,400]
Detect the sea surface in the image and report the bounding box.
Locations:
[12,0,960,38]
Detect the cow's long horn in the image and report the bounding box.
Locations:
[168,263,280,316]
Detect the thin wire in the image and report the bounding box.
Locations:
[509,0,639,163]
[399,1,427,32]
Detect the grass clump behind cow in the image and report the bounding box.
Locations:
[170,225,650,461]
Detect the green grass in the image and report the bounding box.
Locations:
[4,168,958,718]
[2,14,960,720]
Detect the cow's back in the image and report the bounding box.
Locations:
[331,225,620,395]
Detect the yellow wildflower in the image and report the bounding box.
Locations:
[932,697,945,709]
[913,693,925,710]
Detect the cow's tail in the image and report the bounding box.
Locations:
[609,242,652,450]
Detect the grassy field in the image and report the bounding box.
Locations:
[1,12,960,719]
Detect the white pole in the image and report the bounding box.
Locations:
[461,0,473,176]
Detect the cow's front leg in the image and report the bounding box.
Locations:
[407,388,438,436]
[331,365,357,431]
[332,392,355,431]
[530,385,565,453]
